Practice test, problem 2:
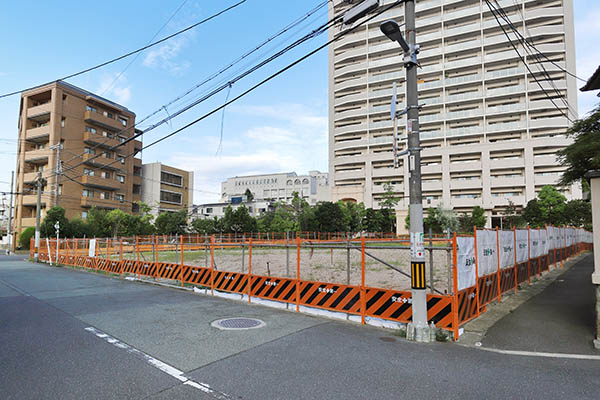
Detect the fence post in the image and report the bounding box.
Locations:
[346,233,351,285]
[120,238,124,278]
[296,236,300,313]
[447,229,452,295]
[180,234,184,288]
[513,227,518,293]
[210,235,215,296]
[537,228,542,277]
[562,226,566,268]
[242,234,246,274]
[429,227,434,294]
[285,231,289,277]
[473,227,481,316]
[360,236,366,325]
[452,233,459,341]
[107,238,111,261]
[66,238,69,266]
[527,226,531,284]
[136,236,139,262]
[248,238,252,304]
[496,227,501,302]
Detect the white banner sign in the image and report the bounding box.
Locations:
[530,229,540,258]
[516,229,529,263]
[476,229,498,277]
[540,228,549,256]
[498,230,515,269]
[88,239,96,257]
[456,236,476,291]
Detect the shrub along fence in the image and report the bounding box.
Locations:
[32,226,592,340]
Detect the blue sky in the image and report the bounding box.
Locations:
[0,0,598,205]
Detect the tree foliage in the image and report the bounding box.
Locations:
[40,207,69,237]
[457,206,487,233]
[558,104,600,184]
[19,227,35,249]
[154,209,188,235]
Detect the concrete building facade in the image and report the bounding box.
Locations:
[141,162,194,218]
[329,0,580,228]
[14,81,143,236]
[220,170,329,206]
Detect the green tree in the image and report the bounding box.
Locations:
[380,182,399,210]
[363,208,383,232]
[68,218,90,238]
[86,207,112,237]
[269,205,296,232]
[338,201,365,233]
[244,188,254,201]
[154,209,187,235]
[502,200,524,229]
[19,227,35,250]
[230,205,257,233]
[564,199,592,228]
[424,205,457,234]
[558,104,600,184]
[40,206,69,237]
[191,217,219,234]
[537,185,567,226]
[457,206,486,233]
[523,199,544,227]
[313,202,345,232]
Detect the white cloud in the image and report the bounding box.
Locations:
[142,36,191,74]
[96,73,131,105]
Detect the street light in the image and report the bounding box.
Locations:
[380,2,430,342]
[380,20,409,52]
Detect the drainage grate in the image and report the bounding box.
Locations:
[211,317,266,330]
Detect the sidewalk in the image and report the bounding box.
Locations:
[482,253,597,355]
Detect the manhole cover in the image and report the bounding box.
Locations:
[211,317,265,330]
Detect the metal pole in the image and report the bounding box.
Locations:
[34,171,43,261]
[286,231,290,277]
[346,233,351,285]
[241,233,245,274]
[404,0,428,339]
[6,171,13,254]
[429,227,434,294]
[447,229,452,294]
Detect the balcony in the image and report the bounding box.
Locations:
[23,172,38,184]
[449,161,481,172]
[83,131,121,149]
[84,110,125,131]
[490,176,525,188]
[82,153,122,171]
[27,102,51,120]
[533,155,559,167]
[22,195,44,206]
[133,175,142,186]
[20,217,37,228]
[134,157,142,167]
[490,195,526,207]
[25,125,50,142]
[24,148,52,164]
[489,157,525,169]
[451,197,483,208]
[450,178,482,190]
[81,196,121,209]
[81,175,120,190]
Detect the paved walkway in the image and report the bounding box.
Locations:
[483,253,597,355]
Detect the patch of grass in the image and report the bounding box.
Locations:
[435,329,449,342]
[393,328,407,338]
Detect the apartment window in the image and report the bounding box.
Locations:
[81,211,88,219]
[86,105,97,113]
[206,208,213,213]
[99,191,111,200]
[117,175,125,183]
[58,185,62,195]
[160,171,183,186]
[61,118,65,128]
[103,111,114,119]
[102,131,114,138]
[160,190,182,205]
[85,126,97,134]
[116,194,124,202]
[84,147,96,155]
[132,203,140,213]
[101,171,111,179]
[119,136,126,143]
[82,189,94,198]
[104,152,112,159]
[84,168,95,176]
[119,117,128,126]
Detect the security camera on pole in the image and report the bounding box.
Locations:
[380,0,431,342]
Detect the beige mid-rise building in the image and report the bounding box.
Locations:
[329,0,580,229]
[141,162,194,218]
[14,81,143,238]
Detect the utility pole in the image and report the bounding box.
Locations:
[34,171,44,261]
[50,143,62,206]
[380,0,429,341]
[6,171,14,255]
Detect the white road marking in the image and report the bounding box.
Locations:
[479,346,600,361]
[84,327,231,399]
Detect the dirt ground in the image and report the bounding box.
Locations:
[119,242,453,293]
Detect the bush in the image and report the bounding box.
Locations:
[19,227,35,249]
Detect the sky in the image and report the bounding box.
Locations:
[0,0,598,206]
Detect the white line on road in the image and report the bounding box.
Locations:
[84,327,231,399]
[480,346,600,361]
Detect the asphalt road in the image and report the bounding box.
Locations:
[1,256,599,399]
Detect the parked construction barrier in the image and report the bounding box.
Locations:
[31,226,593,340]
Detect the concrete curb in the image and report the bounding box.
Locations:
[457,252,591,347]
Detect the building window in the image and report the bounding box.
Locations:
[160,190,182,205]
[86,105,97,113]
[104,152,112,159]
[84,168,95,176]
[103,111,114,119]
[61,118,65,128]
[116,194,124,202]
[119,136,126,143]
[206,208,213,213]
[82,189,93,198]
[132,203,140,213]
[84,147,96,155]
[119,117,128,126]
[119,155,125,164]
[81,211,88,219]
[99,191,111,200]
[102,131,114,138]
[101,171,111,179]
[85,126,97,134]
[161,171,183,186]
[117,175,125,183]
[58,185,62,195]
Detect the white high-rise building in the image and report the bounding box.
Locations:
[328,0,580,229]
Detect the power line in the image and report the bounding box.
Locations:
[489,0,578,120]
[484,0,572,123]
[60,1,329,168]
[0,0,247,100]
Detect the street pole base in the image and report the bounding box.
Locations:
[407,322,437,343]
